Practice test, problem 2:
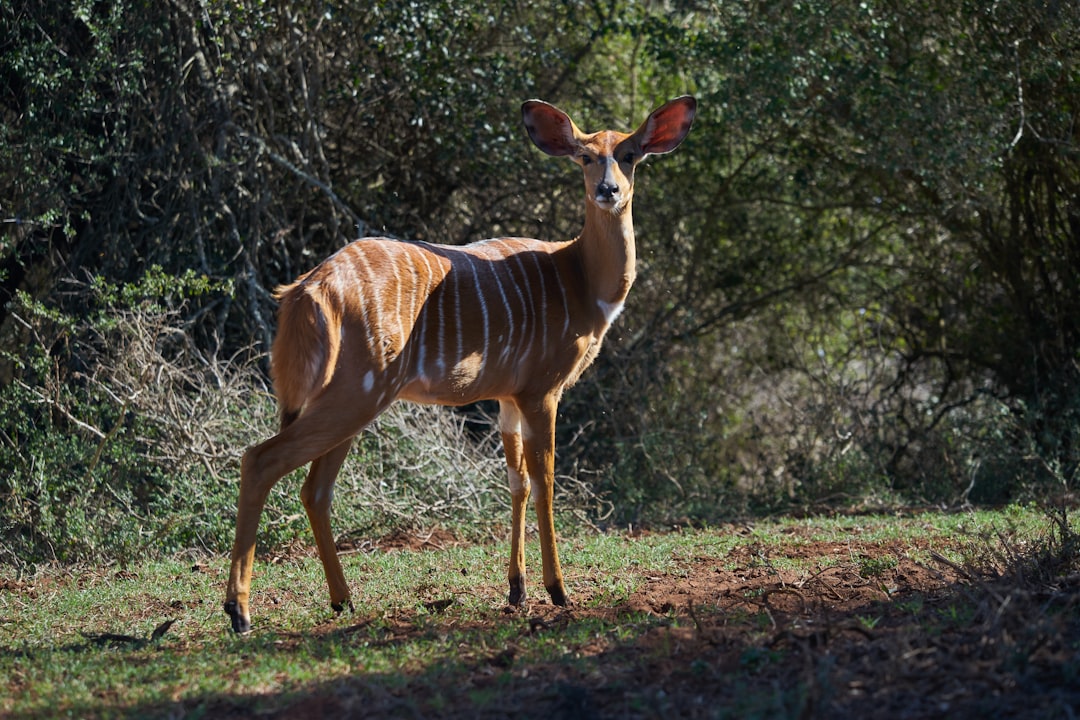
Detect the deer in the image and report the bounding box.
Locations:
[224,96,696,633]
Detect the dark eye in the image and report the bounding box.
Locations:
[622,151,636,163]
[580,154,592,165]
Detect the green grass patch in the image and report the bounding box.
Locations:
[1,505,1075,719]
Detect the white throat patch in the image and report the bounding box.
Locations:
[596,299,625,325]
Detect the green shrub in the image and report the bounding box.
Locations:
[0,269,512,567]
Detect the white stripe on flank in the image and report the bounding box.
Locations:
[510,252,535,362]
[391,245,414,382]
[463,253,488,373]
[414,248,434,381]
[328,256,353,346]
[352,242,380,359]
[551,262,571,335]
[496,240,531,364]
[527,251,548,352]
[452,254,464,365]
[406,246,421,326]
[388,245,404,354]
[435,259,447,374]
[489,248,515,366]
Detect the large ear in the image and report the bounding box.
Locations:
[522,100,581,157]
[633,96,697,156]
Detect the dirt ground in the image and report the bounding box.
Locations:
[257,529,1079,720]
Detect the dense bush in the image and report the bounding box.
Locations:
[0,270,510,566]
[572,0,1080,515]
[0,272,249,563]
[1,0,1077,563]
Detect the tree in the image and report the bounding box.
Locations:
[2,0,1077,557]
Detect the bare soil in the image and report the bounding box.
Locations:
[256,530,1079,720]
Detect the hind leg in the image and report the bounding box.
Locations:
[224,439,291,634]
[300,438,355,614]
[224,389,387,633]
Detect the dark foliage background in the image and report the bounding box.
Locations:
[1,0,1077,563]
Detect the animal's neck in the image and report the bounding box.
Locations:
[578,200,637,308]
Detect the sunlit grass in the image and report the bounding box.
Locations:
[0,504,1065,719]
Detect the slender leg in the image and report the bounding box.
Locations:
[224,443,282,634]
[300,438,355,613]
[500,400,530,605]
[224,389,385,633]
[520,394,568,606]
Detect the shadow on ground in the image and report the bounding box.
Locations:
[51,531,1077,720]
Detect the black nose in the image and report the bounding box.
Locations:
[597,182,618,199]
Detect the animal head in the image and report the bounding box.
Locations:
[522,96,697,214]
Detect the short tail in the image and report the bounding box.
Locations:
[270,280,337,430]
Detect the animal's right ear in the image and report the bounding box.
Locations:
[633,96,697,157]
[522,100,581,157]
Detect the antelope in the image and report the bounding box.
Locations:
[224,96,696,632]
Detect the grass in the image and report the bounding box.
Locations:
[1,504,1077,719]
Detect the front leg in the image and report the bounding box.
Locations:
[520,394,568,606]
[500,400,530,605]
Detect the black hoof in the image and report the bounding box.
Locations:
[331,599,355,615]
[546,585,568,607]
[508,577,527,606]
[224,600,251,634]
